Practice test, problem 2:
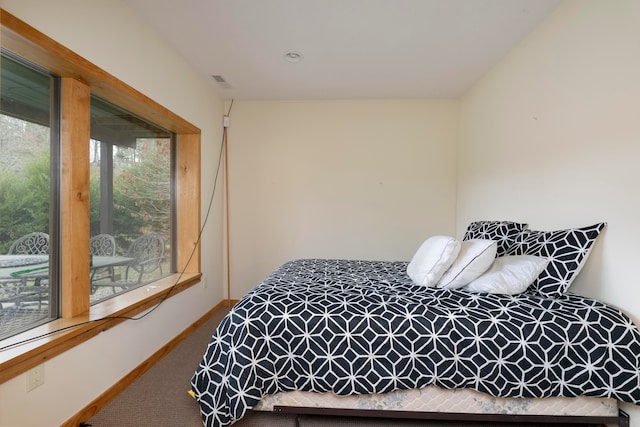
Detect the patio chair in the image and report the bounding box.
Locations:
[8,232,49,255]
[90,234,117,283]
[90,233,116,256]
[5,233,50,305]
[0,281,22,310]
[91,232,165,294]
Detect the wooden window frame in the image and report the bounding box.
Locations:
[0,9,202,383]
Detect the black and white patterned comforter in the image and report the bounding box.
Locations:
[191,259,640,427]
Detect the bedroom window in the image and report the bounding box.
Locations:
[1,8,202,381]
[0,52,59,340]
[89,96,175,304]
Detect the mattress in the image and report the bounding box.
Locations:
[254,385,619,417]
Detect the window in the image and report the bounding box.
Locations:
[0,53,59,339]
[89,96,175,304]
[0,8,202,383]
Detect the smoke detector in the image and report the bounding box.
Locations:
[283,51,304,63]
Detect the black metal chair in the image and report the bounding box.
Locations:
[90,234,117,283]
[91,232,165,294]
[90,233,116,257]
[2,232,50,310]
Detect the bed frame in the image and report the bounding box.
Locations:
[274,406,630,427]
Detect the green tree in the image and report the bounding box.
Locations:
[89,139,171,253]
[114,139,171,245]
[0,152,49,253]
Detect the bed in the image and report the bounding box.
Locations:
[191,221,640,427]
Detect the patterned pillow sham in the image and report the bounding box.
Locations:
[463,220,528,257]
[505,222,606,298]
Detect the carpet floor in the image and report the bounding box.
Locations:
[85,307,585,427]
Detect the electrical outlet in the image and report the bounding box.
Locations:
[27,364,44,392]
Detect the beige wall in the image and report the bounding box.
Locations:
[0,1,225,426]
[458,0,640,420]
[3,0,640,424]
[227,100,459,297]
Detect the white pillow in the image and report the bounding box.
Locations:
[407,236,461,287]
[438,239,497,289]
[463,255,549,295]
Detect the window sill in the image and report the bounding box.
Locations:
[0,272,201,384]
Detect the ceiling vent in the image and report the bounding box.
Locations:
[212,74,231,89]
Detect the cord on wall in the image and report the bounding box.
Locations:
[224,100,233,306]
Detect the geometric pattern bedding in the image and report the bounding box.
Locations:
[191,259,640,427]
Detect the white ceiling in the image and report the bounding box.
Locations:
[123,0,560,100]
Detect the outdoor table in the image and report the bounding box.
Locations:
[0,255,133,307]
